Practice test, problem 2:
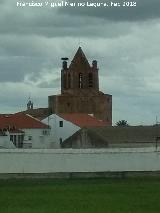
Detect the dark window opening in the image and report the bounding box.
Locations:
[14,135,16,144]
[43,130,49,135]
[28,136,32,141]
[88,73,93,87]
[59,121,63,127]
[10,134,24,148]
[67,102,70,107]
[79,73,83,88]
[18,135,23,148]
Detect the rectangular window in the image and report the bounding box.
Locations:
[28,136,32,141]
[88,73,93,87]
[42,130,49,135]
[18,135,23,148]
[59,121,63,127]
[79,73,83,88]
[14,135,17,144]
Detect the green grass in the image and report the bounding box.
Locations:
[0,178,160,213]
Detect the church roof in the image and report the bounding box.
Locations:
[69,47,91,70]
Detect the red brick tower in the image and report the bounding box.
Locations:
[48,47,112,124]
[61,47,99,94]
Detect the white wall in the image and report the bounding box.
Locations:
[0,147,160,173]
[42,114,80,148]
[22,128,52,149]
[0,134,16,149]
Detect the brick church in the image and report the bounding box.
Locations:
[49,47,112,124]
[26,47,112,125]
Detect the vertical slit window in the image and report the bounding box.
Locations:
[79,73,83,88]
[59,121,63,127]
[88,73,93,87]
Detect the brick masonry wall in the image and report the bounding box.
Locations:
[48,94,112,123]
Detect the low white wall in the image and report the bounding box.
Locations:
[0,147,160,173]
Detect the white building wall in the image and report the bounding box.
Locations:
[0,134,16,149]
[42,114,80,148]
[0,147,160,173]
[22,128,52,149]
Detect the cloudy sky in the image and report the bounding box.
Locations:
[0,0,160,125]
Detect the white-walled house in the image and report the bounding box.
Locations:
[0,113,54,149]
[42,114,80,148]
[22,128,51,148]
[0,130,16,148]
[11,113,53,148]
[42,113,107,148]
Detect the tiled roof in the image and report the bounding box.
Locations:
[0,113,49,129]
[0,114,13,116]
[58,113,107,128]
[62,126,160,148]
[22,107,51,121]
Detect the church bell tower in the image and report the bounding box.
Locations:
[61,47,99,95]
[48,47,112,124]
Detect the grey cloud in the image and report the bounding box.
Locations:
[0,0,133,38]
[59,0,160,21]
[0,81,54,113]
[0,34,63,83]
[36,77,61,88]
[0,0,159,41]
[0,11,107,38]
[0,56,47,82]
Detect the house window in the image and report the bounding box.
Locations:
[42,130,49,135]
[28,136,32,141]
[14,135,17,144]
[18,135,23,148]
[59,121,63,127]
[10,134,24,148]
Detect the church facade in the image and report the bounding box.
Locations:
[48,47,112,125]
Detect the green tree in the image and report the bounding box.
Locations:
[116,120,129,126]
